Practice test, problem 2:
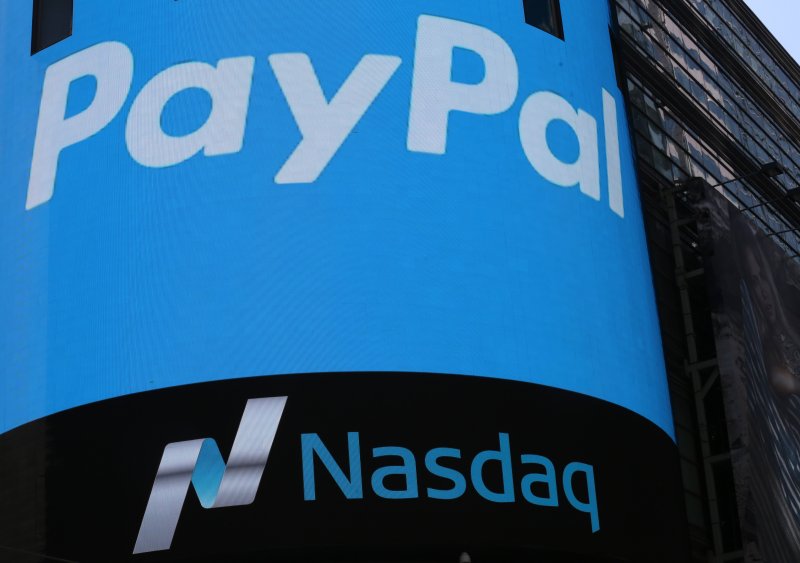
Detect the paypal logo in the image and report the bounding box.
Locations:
[133,396,288,554]
[28,15,625,217]
[134,396,600,554]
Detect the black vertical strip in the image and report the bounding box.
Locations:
[31,0,73,55]
[550,0,564,39]
[523,0,565,40]
[608,28,626,92]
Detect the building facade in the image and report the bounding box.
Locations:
[613,0,800,561]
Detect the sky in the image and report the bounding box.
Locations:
[745,0,800,64]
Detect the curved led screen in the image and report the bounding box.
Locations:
[0,1,686,562]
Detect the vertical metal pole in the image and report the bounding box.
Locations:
[663,188,725,563]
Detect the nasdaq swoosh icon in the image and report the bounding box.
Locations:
[133,396,288,554]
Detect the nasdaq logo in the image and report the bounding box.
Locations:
[302,432,600,533]
[134,394,600,555]
[27,15,625,217]
[133,396,288,554]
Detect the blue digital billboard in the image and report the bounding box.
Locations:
[0,0,672,436]
[0,2,686,562]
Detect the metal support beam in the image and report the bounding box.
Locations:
[699,369,720,400]
[663,186,726,563]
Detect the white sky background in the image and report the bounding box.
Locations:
[744,0,800,64]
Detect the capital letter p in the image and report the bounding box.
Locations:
[407,16,518,155]
[27,42,133,210]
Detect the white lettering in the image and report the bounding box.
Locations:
[407,15,519,155]
[25,18,628,221]
[518,91,600,201]
[603,89,625,218]
[125,57,255,168]
[270,53,401,184]
[27,42,133,209]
